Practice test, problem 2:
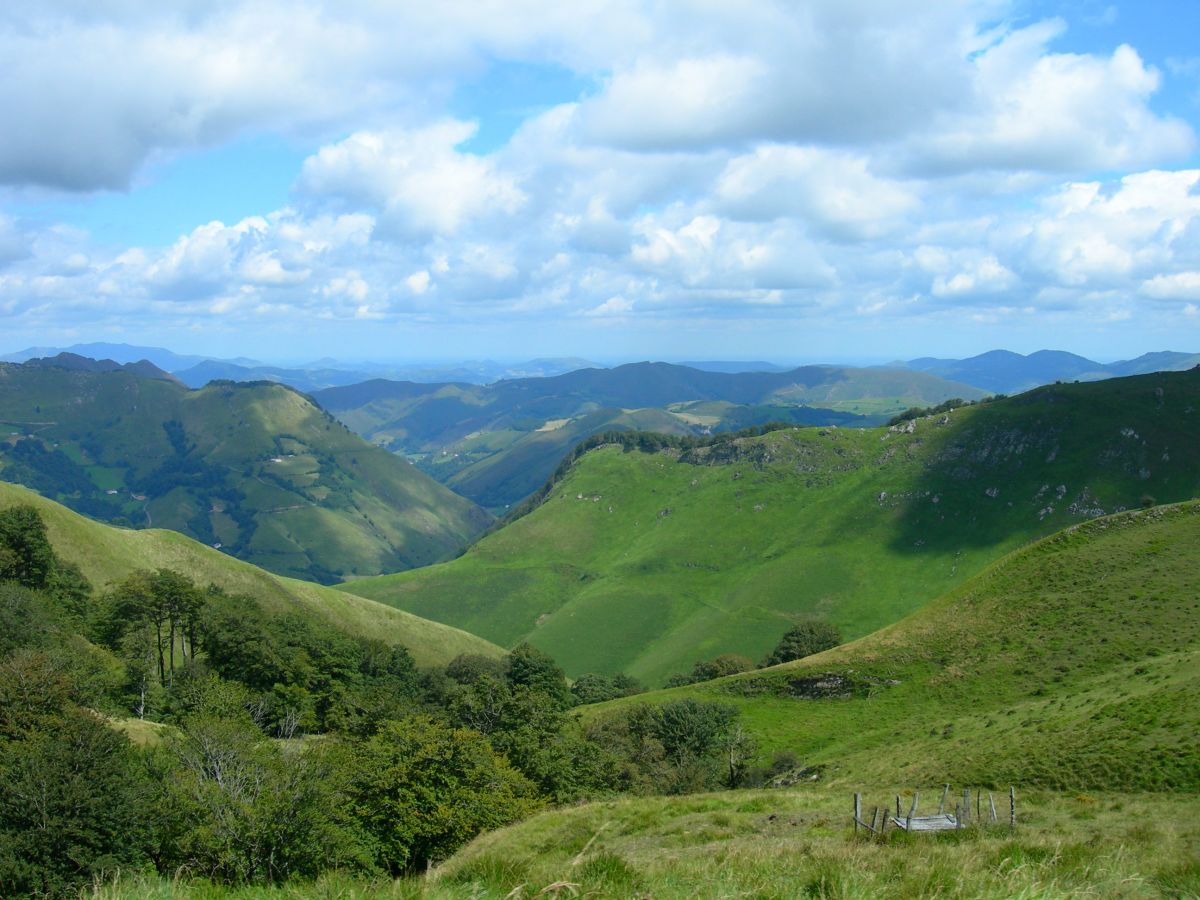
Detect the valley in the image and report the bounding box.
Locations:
[342,370,1200,684]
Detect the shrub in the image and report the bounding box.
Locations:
[762,621,842,667]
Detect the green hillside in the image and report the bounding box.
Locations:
[314,362,980,510]
[587,499,1200,791]
[433,500,1200,898]
[0,481,501,667]
[0,363,491,582]
[342,371,1200,684]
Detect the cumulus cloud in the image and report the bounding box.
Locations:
[1142,272,1200,300]
[299,122,526,236]
[909,24,1195,174]
[715,146,918,239]
[1,1,1199,354]
[1026,170,1200,286]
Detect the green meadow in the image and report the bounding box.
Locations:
[343,371,1200,684]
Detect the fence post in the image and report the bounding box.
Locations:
[854,793,861,835]
[1009,786,1016,828]
[905,792,918,831]
[988,792,997,823]
[938,783,950,815]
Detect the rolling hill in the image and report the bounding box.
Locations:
[585,498,1200,791]
[433,499,1200,898]
[0,481,501,667]
[341,370,1200,684]
[900,348,1200,394]
[315,361,982,510]
[0,361,490,583]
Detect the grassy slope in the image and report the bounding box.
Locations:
[84,789,1200,897]
[428,501,1200,897]
[343,371,1200,684]
[0,365,491,582]
[588,500,1200,791]
[0,482,501,667]
[438,789,1198,899]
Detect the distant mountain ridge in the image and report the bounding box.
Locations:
[897,348,1200,394]
[24,351,182,384]
[313,361,983,509]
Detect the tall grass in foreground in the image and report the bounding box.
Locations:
[83,788,1200,899]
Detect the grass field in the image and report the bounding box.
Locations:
[81,788,1200,897]
[0,481,501,667]
[343,371,1200,684]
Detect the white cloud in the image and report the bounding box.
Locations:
[911,26,1195,174]
[300,123,526,236]
[584,296,633,317]
[932,256,1017,297]
[405,270,432,295]
[2,1,1200,355]
[1142,272,1200,300]
[715,145,918,239]
[1026,170,1200,286]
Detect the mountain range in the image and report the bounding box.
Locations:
[312,361,984,510]
[897,348,1200,394]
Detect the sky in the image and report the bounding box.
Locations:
[1,0,1199,365]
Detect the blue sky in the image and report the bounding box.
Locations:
[1,1,1199,364]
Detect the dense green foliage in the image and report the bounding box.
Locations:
[760,620,841,667]
[344,371,1200,684]
[0,504,756,896]
[0,363,490,582]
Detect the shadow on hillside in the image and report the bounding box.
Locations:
[885,370,1200,555]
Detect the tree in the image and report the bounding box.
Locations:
[571,672,646,706]
[667,654,755,686]
[339,716,542,873]
[163,711,368,885]
[0,705,154,897]
[445,652,507,685]
[762,620,842,667]
[0,505,55,590]
[506,643,571,707]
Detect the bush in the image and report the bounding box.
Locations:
[339,716,542,873]
[762,620,842,667]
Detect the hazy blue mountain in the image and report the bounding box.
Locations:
[1108,351,1200,376]
[173,360,381,392]
[898,348,1200,394]
[0,342,229,371]
[678,360,790,373]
